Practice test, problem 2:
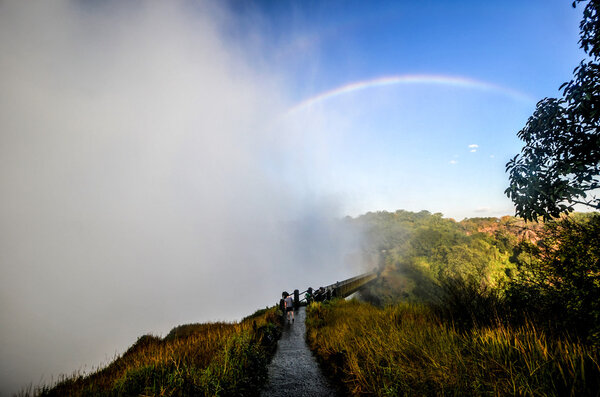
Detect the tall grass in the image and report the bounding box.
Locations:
[27,307,281,396]
[306,300,600,396]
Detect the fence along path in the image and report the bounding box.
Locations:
[260,271,378,396]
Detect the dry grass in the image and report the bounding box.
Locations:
[28,307,281,396]
[306,299,600,396]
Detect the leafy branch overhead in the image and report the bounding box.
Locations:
[506,0,600,221]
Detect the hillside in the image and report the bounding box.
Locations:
[303,210,600,395]
[348,210,543,305]
[34,308,281,396]
[349,210,599,341]
[306,299,600,396]
[28,210,600,396]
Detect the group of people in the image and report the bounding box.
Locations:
[281,287,330,324]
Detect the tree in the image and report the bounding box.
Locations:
[505,0,600,221]
[505,213,600,343]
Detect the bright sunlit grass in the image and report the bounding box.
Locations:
[27,307,281,396]
[306,299,600,396]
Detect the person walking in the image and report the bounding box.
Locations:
[284,292,294,323]
[305,287,314,305]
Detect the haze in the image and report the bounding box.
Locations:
[0,0,584,394]
[0,2,363,393]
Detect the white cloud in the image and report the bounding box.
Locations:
[449,160,458,165]
[468,144,479,148]
[470,149,477,152]
[490,154,495,158]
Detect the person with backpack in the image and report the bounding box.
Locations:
[283,292,294,323]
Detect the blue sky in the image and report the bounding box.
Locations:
[228,0,582,98]
[0,1,589,392]
[224,0,585,219]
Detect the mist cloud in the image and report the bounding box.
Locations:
[0,2,363,393]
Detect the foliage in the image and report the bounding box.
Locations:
[352,210,527,305]
[505,0,600,221]
[431,276,504,331]
[32,307,282,397]
[306,299,600,396]
[353,209,600,343]
[505,213,600,343]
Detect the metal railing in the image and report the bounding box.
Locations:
[279,271,379,310]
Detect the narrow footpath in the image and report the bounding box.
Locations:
[261,306,339,397]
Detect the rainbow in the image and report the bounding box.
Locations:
[286,74,535,115]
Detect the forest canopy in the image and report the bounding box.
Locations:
[353,209,600,343]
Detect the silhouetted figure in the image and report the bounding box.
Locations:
[305,287,314,304]
[280,291,288,313]
[314,287,326,302]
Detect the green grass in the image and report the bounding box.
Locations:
[29,307,282,397]
[306,299,600,396]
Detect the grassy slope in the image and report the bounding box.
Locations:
[306,300,600,396]
[36,307,282,397]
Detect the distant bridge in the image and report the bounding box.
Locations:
[281,271,379,309]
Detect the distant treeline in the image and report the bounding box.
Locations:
[349,210,600,344]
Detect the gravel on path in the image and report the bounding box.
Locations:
[260,306,340,397]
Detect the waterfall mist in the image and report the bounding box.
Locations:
[0,1,365,393]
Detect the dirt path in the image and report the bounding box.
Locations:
[261,306,339,397]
